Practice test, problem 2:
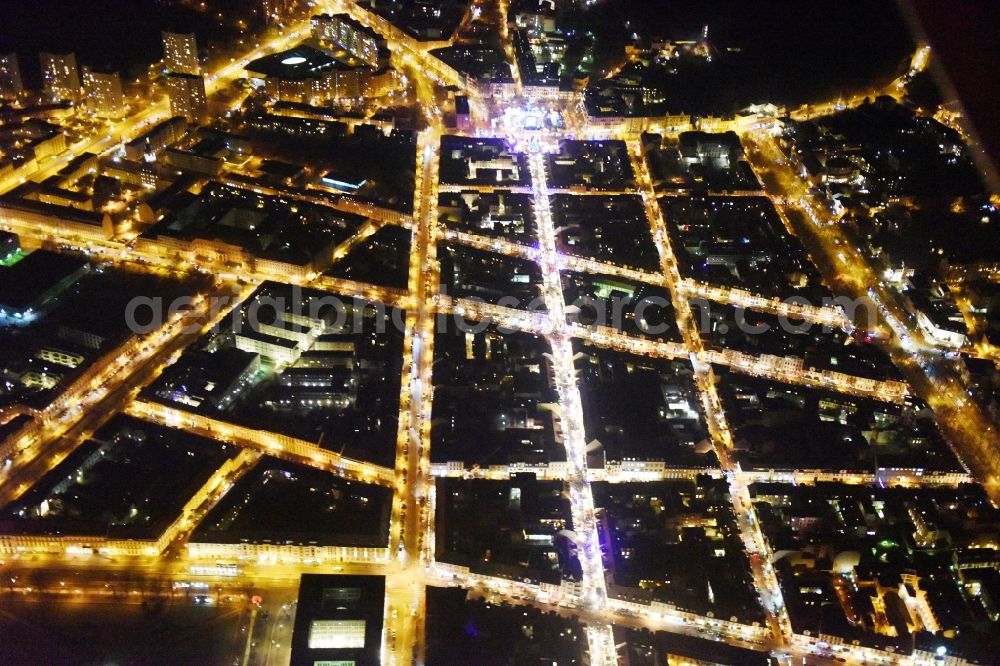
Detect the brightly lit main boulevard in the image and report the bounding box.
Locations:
[0,2,989,665]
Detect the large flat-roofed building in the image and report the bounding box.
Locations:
[246,43,396,104]
[290,574,385,666]
[102,156,158,189]
[320,168,368,193]
[162,31,199,75]
[82,66,125,118]
[162,136,226,175]
[678,130,745,166]
[0,193,114,241]
[153,347,261,410]
[166,72,207,122]
[0,249,89,324]
[235,329,302,365]
[36,347,85,369]
[0,53,24,99]
[40,52,80,103]
[247,43,342,82]
[124,116,187,162]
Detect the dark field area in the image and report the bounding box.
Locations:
[0,596,246,666]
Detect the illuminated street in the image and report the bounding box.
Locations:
[0,1,998,665]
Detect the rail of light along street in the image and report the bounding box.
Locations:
[526,150,619,665]
[0,5,992,664]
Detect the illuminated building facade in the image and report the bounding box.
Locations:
[82,66,125,118]
[162,31,200,75]
[40,51,80,102]
[0,53,24,99]
[166,72,207,122]
[311,13,389,69]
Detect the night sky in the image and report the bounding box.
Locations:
[0,0,259,86]
[911,0,1000,189]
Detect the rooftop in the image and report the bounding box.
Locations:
[192,457,392,547]
[0,415,235,540]
[290,574,385,666]
[246,43,354,80]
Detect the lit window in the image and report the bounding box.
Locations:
[308,620,365,649]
